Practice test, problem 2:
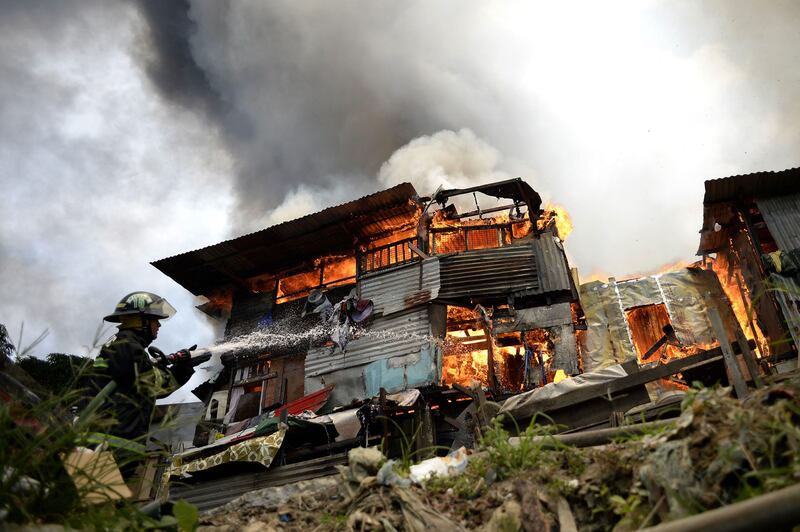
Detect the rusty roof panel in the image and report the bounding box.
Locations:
[151,183,419,295]
[698,168,800,254]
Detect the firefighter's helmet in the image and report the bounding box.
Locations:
[103,292,177,323]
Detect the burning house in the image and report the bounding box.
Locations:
[153,178,582,447]
[697,167,800,371]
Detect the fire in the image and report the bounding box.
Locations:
[367,228,418,249]
[447,305,479,323]
[626,304,685,364]
[537,203,573,241]
[323,255,356,286]
[710,252,767,356]
[277,269,321,302]
[431,208,500,228]
[204,287,234,313]
[276,253,357,303]
[442,328,490,387]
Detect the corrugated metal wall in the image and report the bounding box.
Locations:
[359,258,440,316]
[532,234,573,294]
[757,193,800,251]
[768,273,800,353]
[437,236,572,300]
[304,306,437,406]
[438,244,539,299]
[305,307,432,377]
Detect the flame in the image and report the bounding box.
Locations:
[710,252,767,356]
[448,305,479,323]
[276,269,321,302]
[368,228,418,249]
[276,254,357,303]
[444,304,567,391]
[323,255,356,286]
[626,304,686,364]
[204,287,234,313]
[553,369,568,383]
[537,203,573,241]
[625,303,719,364]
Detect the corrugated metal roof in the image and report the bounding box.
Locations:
[437,236,572,301]
[702,167,800,205]
[698,167,800,254]
[359,258,440,316]
[169,453,346,512]
[151,183,419,296]
[757,193,800,251]
[305,306,431,376]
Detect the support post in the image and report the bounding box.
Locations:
[706,302,748,398]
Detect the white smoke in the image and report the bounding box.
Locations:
[378,129,514,195]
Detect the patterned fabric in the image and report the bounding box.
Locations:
[166,428,286,478]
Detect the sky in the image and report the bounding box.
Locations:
[1,0,798,358]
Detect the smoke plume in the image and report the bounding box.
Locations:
[2,1,799,356]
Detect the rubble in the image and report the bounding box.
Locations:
[196,374,800,531]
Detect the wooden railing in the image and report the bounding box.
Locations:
[357,237,422,276]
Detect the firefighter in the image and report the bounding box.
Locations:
[90,291,193,478]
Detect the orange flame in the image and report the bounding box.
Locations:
[538,203,573,241]
[710,252,767,356]
[441,305,557,392]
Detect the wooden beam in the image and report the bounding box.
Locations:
[707,304,749,398]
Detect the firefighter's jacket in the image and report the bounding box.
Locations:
[91,329,190,443]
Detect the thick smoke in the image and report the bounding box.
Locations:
[2,1,799,356]
[132,0,224,120]
[0,1,233,356]
[133,1,800,267]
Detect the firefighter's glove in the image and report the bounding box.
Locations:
[169,349,192,365]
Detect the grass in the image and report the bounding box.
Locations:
[379,415,450,475]
[480,413,566,480]
[0,323,200,530]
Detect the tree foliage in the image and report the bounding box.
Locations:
[16,353,91,396]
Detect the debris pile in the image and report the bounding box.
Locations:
[196,374,800,531]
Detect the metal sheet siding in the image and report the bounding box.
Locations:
[757,193,800,251]
[437,236,572,300]
[359,258,440,316]
[768,273,800,353]
[305,307,432,376]
[532,234,573,294]
[438,245,538,299]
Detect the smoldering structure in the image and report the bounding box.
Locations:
[150,170,799,510]
[154,178,582,419]
[697,167,800,371]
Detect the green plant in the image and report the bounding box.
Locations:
[479,414,565,480]
[425,455,490,498]
[0,329,196,529]
[378,416,449,475]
